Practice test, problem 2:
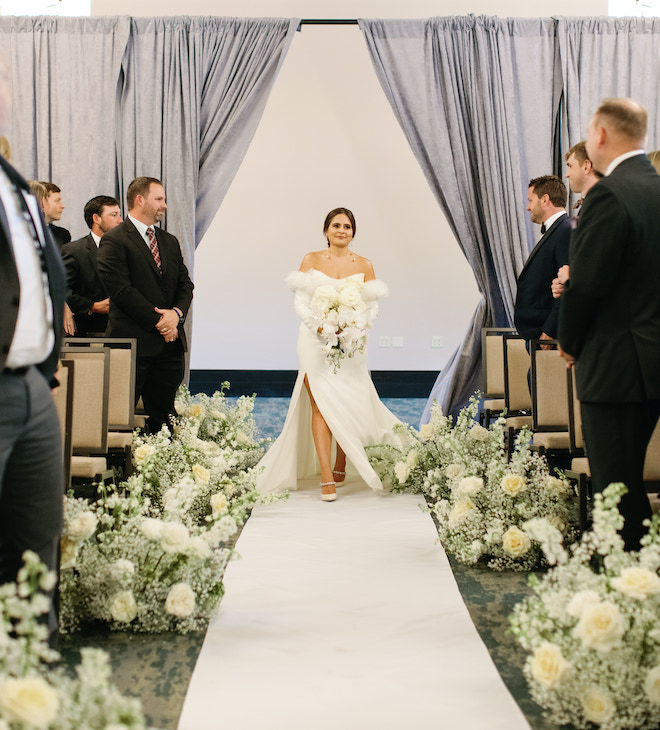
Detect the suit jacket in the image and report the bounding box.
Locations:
[49,223,71,251]
[97,218,193,356]
[61,233,108,335]
[559,154,660,403]
[0,156,65,382]
[514,214,571,340]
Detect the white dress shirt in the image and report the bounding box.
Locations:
[605,149,645,177]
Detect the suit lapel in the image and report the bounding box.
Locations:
[125,219,163,278]
[521,215,565,276]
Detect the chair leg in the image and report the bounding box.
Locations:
[578,473,590,532]
[507,426,514,462]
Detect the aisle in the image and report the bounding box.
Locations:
[178,478,531,730]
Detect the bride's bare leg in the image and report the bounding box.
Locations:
[304,376,336,497]
[333,443,346,483]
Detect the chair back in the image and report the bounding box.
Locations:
[567,366,584,451]
[644,419,660,481]
[531,340,569,431]
[54,359,74,488]
[481,328,515,397]
[503,334,531,412]
[63,338,136,429]
[61,346,110,452]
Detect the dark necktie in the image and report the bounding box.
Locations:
[146,226,161,270]
[540,223,547,235]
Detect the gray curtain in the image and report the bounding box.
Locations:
[360,16,561,421]
[116,16,299,273]
[557,16,660,150]
[0,16,130,238]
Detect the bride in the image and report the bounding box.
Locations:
[256,207,407,501]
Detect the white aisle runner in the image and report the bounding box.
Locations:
[178,479,530,730]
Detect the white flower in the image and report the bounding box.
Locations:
[210,492,228,513]
[545,475,571,496]
[185,403,203,418]
[0,676,59,728]
[139,517,163,540]
[645,665,660,704]
[109,559,135,582]
[174,399,186,415]
[188,536,212,559]
[457,476,483,495]
[530,642,571,688]
[567,590,601,619]
[110,590,137,623]
[502,526,531,558]
[449,497,477,526]
[546,514,566,533]
[573,601,626,652]
[162,488,179,511]
[419,423,434,441]
[60,536,79,570]
[394,461,410,483]
[192,463,211,483]
[105,725,130,730]
[165,583,196,618]
[406,450,419,468]
[500,474,526,496]
[236,432,250,446]
[581,686,616,724]
[66,511,97,541]
[133,443,156,465]
[469,424,489,441]
[445,463,464,480]
[611,567,660,600]
[160,522,190,553]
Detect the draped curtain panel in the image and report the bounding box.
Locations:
[557,16,660,151]
[116,15,299,274]
[360,16,560,421]
[0,16,130,236]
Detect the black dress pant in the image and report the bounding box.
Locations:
[0,366,63,637]
[581,399,660,550]
[135,340,185,434]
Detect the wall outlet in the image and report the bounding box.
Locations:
[431,336,444,348]
[379,336,391,348]
[391,336,404,348]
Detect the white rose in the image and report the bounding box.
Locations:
[530,642,571,688]
[165,583,196,617]
[185,403,203,418]
[394,461,410,483]
[236,432,250,446]
[0,676,59,728]
[109,559,135,582]
[501,474,526,496]
[133,443,155,465]
[645,665,660,704]
[545,475,571,496]
[337,283,363,308]
[419,423,434,441]
[406,450,419,468]
[573,601,626,652]
[458,476,483,495]
[160,522,190,553]
[567,590,602,619]
[188,536,212,559]
[192,463,211,483]
[469,424,489,441]
[139,518,164,540]
[210,492,228,513]
[162,488,179,511]
[174,399,186,415]
[66,511,97,541]
[449,497,477,526]
[60,536,79,570]
[611,567,660,600]
[445,463,464,480]
[581,686,616,724]
[110,590,137,623]
[502,526,531,558]
[546,514,566,533]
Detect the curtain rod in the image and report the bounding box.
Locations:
[298,19,359,29]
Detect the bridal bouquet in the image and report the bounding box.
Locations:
[510,483,660,730]
[310,280,368,372]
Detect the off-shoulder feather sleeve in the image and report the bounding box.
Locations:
[362,279,389,326]
[285,270,320,333]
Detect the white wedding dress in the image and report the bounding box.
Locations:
[256,269,407,494]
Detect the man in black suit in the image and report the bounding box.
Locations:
[61,196,122,336]
[559,98,660,550]
[41,182,71,251]
[98,177,193,434]
[514,175,571,348]
[0,53,65,637]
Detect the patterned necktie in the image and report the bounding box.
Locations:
[146,226,161,270]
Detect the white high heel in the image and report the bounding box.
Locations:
[332,469,346,486]
[320,481,337,502]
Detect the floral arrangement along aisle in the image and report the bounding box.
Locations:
[0,552,148,729]
[367,396,576,570]
[60,385,282,633]
[510,483,660,730]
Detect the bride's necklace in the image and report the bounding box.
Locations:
[326,249,356,263]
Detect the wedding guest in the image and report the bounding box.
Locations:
[0,52,65,642]
[648,149,660,174]
[61,195,122,336]
[514,175,571,351]
[559,98,660,550]
[40,182,71,251]
[0,136,10,161]
[97,177,193,434]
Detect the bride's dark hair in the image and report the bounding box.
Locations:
[323,207,356,246]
